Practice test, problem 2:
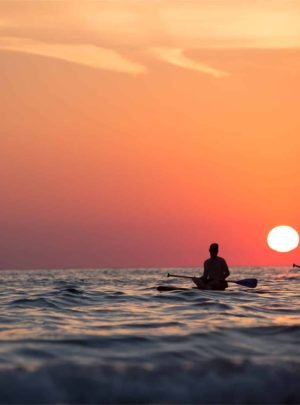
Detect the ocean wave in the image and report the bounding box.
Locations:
[10,297,60,309]
[1,267,299,404]
[0,360,299,404]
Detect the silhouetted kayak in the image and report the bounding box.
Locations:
[157,286,190,292]
[157,286,226,292]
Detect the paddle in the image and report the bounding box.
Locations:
[167,273,258,288]
[293,264,300,268]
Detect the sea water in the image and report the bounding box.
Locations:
[0,267,299,404]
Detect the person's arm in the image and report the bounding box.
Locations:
[202,261,209,281]
[223,260,230,279]
[192,262,208,286]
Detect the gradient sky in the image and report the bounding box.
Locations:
[0,0,299,268]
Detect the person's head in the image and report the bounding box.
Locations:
[209,243,219,258]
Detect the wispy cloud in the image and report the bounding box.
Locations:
[149,47,229,78]
[0,1,299,78]
[0,37,146,75]
[1,1,300,49]
[161,1,300,49]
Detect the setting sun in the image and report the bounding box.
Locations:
[267,226,299,253]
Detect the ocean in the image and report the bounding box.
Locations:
[0,267,299,404]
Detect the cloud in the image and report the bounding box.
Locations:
[149,47,229,77]
[161,1,300,49]
[1,1,300,49]
[0,37,146,75]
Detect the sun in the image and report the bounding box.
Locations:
[267,225,299,252]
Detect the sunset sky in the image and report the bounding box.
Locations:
[0,0,299,268]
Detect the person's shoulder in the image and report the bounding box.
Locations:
[217,256,227,263]
[204,258,211,265]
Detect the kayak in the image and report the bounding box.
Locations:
[157,285,227,292]
[157,286,190,292]
[158,277,257,291]
[166,273,257,289]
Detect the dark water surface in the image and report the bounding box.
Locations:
[0,267,299,403]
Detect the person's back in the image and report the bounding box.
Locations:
[203,256,229,281]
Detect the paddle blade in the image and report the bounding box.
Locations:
[234,278,257,288]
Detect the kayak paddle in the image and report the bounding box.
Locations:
[167,273,258,288]
[293,264,300,268]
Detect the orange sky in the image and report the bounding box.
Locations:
[0,0,299,268]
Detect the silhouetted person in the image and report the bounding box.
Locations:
[193,243,230,290]
[293,263,300,268]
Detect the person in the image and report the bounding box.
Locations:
[193,243,230,290]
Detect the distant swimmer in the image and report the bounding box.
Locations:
[193,243,230,290]
[293,264,300,268]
